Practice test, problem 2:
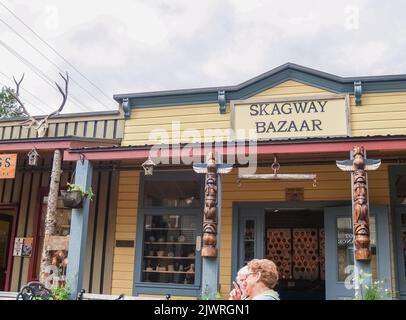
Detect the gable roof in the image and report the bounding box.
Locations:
[113,62,406,108]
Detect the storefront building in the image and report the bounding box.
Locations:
[2,63,406,300]
[0,111,124,294]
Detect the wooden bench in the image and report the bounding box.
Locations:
[78,290,171,300]
[0,291,18,300]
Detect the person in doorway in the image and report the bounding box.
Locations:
[244,259,280,300]
[229,265,250,300]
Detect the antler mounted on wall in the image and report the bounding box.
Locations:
[7,72,69,138]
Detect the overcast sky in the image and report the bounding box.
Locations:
[1,0,405,115]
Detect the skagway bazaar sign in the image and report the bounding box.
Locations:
[232,95,349,139]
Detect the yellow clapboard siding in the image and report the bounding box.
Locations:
[351,111,406,121]
[112,288,133,295]
[112,271,134,280]
[122,103,230,145]
[113,254,135,264]
[112,171,139,293]
[130,104,219,117]
[113,263,134,272]
[117,200,138,208]
[351,119,406,130]
[127,113,230,126]
[116,208,137,216]
[253,80,331,97]
[112,280,133,288]
[118,192,138,201]
[353,128,406,135]
[351,92,406,105]
[115,224,136,233]
[116,216,137,224]
[120,170,140,178]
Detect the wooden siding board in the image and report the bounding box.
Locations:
[66,123,75,136]
[47,123,57,137]
[83,172,99,293]
[102,171,119,294]
[105,120,116,140]
[95,121,105,139]
[91,171,109,293]
[76,122,85,136]
[3,127,12,139]
[85,121,95,138]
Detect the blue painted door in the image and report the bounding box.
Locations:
[325,205,391,300]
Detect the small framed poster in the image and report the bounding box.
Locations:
[13,237,33,257]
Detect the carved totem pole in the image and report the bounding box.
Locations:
[193,152,233,258]
[336,146,381,260]
[202,153,218,257]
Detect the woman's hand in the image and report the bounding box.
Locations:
[228,281,242,300]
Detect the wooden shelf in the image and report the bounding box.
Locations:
[144,242,195,245]
[143,270,195,274]
[144,256,195,259]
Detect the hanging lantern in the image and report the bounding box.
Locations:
[28,148,40,166]
[141,157,156,175]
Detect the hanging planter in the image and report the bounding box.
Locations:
[61,183,94,209]
[61,190,83,208]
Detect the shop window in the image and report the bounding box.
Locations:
[135,172,203,295]
[143,180,200,208]
[143,214,196,285]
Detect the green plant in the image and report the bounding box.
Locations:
[67,183,94,201]
[51,285,71,300]
[355,270,392,300]
[199,284,222,300]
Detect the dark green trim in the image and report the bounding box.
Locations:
[113,63,406,108]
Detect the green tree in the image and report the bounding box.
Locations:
[0,86,22,119]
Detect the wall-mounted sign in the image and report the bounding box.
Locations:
[13,237,33,257]
[0,153,17,179]
[231,95,350,140]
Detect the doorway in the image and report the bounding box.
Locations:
[0,213,13,290]
[265,209,325,300]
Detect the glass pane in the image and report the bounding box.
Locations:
[244,220,255,264]
[401,214,406,279]
[143,180,200,208]
[142,215,196,285]
[337,217,353,281]
[337,216,378,281]
[37,197,71,288]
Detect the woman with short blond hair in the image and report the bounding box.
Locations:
[244,259,280,300]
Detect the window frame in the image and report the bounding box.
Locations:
[133,170,204,296]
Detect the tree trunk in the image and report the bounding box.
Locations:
[40,149,62,285]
